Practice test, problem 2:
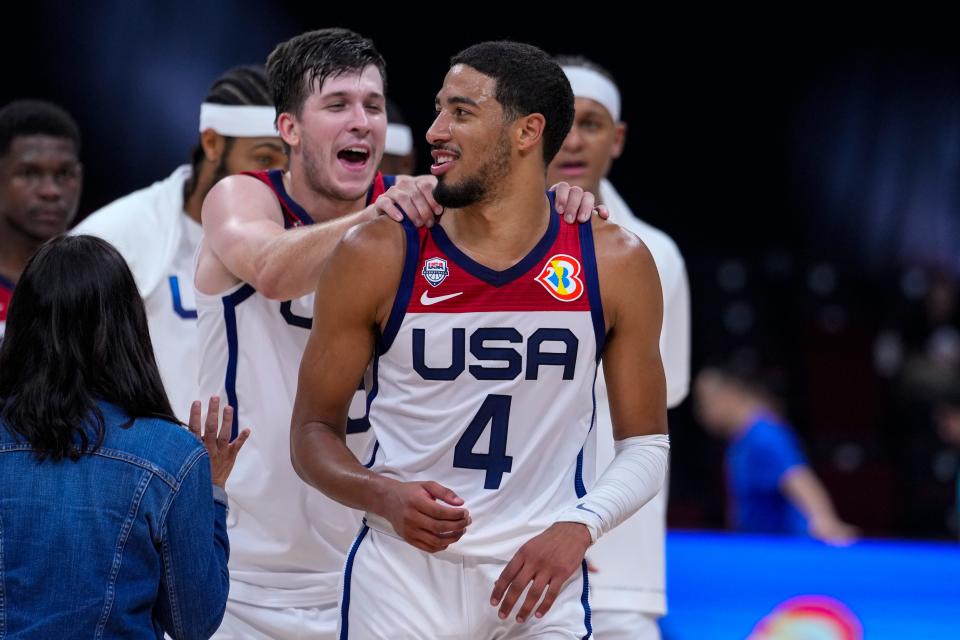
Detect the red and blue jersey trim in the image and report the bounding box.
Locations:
[379,191,606,354]
[241,170,392,229]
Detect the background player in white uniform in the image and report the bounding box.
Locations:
[291,41,671,639]
[74,66,285,422]
[547,56,692,640]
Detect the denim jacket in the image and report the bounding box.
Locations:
[0,403,229,639]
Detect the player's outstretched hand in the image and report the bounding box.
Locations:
[490,522,591,623]
[188,397,251,489]
[549,181,610,224]
[382,480,472,554]
[374,175,443,228]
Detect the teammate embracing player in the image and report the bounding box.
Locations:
[291,41,670,639]
[196,29,602,639]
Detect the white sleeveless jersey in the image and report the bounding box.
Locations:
[146,215,202,423]
[365,201,604,561]
[195,169,389,607]
[72,167,202,423]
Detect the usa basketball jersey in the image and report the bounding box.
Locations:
[0,274,13,343]
[147,214,202,423]
[365,194,604,561]
[195,169,391,607]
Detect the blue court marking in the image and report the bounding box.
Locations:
[168,276,198,319]
[339,524,370,639]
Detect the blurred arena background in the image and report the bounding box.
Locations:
[3,2,959,637]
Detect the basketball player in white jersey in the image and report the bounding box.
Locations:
[291,41,671,639]
[547,56,691,640]
[74,66,285,422]
[194,29,607,640]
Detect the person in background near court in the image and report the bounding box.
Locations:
[546,55,690,640]
[73,66,285,422]
[0,99,82,342]
[379,98,416,175]
[694,363,859,545]
[0,235,249,639]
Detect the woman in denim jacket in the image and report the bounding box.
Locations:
[0,235,249,639]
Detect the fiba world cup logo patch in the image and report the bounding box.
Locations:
[422,257,450,287]
[535,254,584,302]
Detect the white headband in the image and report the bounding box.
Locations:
[198,103,277,137]
[385,123,413,156]
[562,66,621,122]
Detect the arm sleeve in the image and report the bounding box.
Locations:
[155,450,230,640]
[555,434,670,543]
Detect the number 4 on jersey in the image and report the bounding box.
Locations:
[453,394,513,489]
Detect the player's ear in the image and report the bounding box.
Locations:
[276,112,300,149]
[611,121,627,160]
[515,113,546,154]
[200,129,226,163]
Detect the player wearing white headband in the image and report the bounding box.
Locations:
[74,65,285,422]
[379,98,416,175]
[547,56,691,640]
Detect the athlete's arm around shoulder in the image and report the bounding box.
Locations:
[196,174,376,299]
[290,217,471,554]
[593,217,669,439]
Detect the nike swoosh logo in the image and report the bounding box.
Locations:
[420,290,463,306]
[576,503,604,521]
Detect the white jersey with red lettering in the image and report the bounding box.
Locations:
[362,194,604,561]
[195,169,390,612]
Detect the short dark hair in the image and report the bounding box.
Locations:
[185,64,274,199]
[266,28,386,122]
[450,41,574,166]
[0,236,177,462]
[0,100,81,158]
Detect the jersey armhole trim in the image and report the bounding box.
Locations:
[222,283,256,439]
[377,217,419,354]
[578,221,606,360]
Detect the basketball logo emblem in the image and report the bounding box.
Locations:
[422,257,450,287]
[535,254,583,302]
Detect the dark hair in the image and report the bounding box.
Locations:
[554,55,619,90]
[266,28,386,122]
[185,65,274,199]
[0,236,177,462]
[0,99,81,158]
[450,41,574,166]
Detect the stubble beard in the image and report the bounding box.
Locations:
[433,131,511,209]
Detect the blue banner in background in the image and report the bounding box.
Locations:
[662,531,960,639]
